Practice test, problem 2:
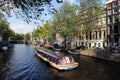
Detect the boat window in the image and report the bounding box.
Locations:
[58,56,74,64]
[64,57,70,63]
[69,57,74,62]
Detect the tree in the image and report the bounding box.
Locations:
[24,33,30,41]
[0,12,5,20]
[0,12,23,41]
[0,0,63,24]
[52,1,78,47]
[33,21,54,42]
[0,18,11,40]
[10,32,24,40]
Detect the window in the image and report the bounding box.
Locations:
[93,33,95,40]
[98,43,101,48]
[89,43,91,47]
[107,10,111,15]
[113,16,115,23]
[107,4,112,9]
[107,16,112,24]
[103,31,106,39]
[114,16,119,23]
[95,31,97,40]
[112,1,117,7]
[115,37,118,43]
[86,33,88,40]
[103,43,105,47]
[94,43,96,47]
[89,32,92,40]
[119,15,120,22]
[118,0,120,5]
[81,42,84,46]
[102,18,106,24]
[114,25,119,33]
[113,8,118,14]
[99,31,101,39]
[109,26,113,34]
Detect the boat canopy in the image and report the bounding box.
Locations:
[37,49,60,59]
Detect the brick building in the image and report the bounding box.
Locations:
[106,0,120,47]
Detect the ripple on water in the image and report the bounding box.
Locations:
[1,44,120,80]
[2,44,51,80]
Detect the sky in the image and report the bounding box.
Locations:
[7,0,106,34]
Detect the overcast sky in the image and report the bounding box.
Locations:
[7,0,106,34]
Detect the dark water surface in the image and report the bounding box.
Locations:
[0,44,120,80]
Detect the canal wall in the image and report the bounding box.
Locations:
[80,48,120,62]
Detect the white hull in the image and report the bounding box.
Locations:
[1,47,8,51]
[52,47,61,51]
[35,50,79,70]
[68,50,79,55]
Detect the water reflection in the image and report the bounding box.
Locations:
[0,44,120,80]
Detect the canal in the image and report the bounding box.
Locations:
[0,44,120,80]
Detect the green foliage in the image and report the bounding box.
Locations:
[24,33,30,40]
[0,12,24,41]
[11,33,24,40]
[33,21,54,41]
[52,1,78,38]
[0,13,5,20]
[0,21,9,36]
[32,0,104,45]
[0,0,63,24]
[0,17,12,40]
[80,0,102,10]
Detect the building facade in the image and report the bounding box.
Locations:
[74,7,107,49]
[106,0,120,47]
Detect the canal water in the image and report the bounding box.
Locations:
[0,44,120,80]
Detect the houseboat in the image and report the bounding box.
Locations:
[35,48,79,70]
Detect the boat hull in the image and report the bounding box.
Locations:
[50,61,78,70]
[1,46,8,51]
[67,50,79,55]
[52,47,61,51]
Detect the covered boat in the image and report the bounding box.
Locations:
[35,48,79,70]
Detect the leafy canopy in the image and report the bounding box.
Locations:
[0,0,63,24]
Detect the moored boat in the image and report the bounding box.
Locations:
[52,43,61,51]
[52,47,61,51]
[35,48,79,70]
[44,43,53,49]
[67,49,80,55]
[1,46,8,51]
[0,41,9,51]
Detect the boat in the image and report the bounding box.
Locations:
[1,46,8,51]
[67,49,80,55]
[0,41,9,51]
[52,46,61,51]
[52,43,61,51]
[44,43,53,49]
[35,48,79,70]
